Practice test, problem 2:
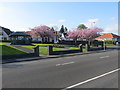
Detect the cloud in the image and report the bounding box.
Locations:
[104,24,118,34]
[88,18,100,23]
[81,18,100,28]
[0,6,11,13]
[48,24,59,30]
[14,27,30,32]
[58,19,66,23]
[110,17,116,21]
[49,24,58,26]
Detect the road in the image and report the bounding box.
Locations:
[2,49,119,89]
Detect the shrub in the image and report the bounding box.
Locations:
[104,40,116,45]
[52,44,64,48]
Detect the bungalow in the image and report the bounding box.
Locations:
[0,26,12,40]
[95,33,120,42]
[26,31,59,43]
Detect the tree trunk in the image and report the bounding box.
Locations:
[42,37,44,43]
[88,39,91,45]
[74,38,77,46]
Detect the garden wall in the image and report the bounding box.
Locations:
[58,40,103,46]
[0,40,11,42]
[52,50,81,55]
[58,40,88,45]
[2,53,36,60]
[2,45,40,60]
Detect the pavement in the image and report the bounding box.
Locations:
[2,48,119,88]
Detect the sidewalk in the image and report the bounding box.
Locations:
[2,49,111,64]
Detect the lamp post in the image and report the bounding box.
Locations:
[93,22,95,27]
[91,21,96,27]
[102,39,106,51]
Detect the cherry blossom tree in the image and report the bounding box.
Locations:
[67,27,103,44]
[29,25,55,42]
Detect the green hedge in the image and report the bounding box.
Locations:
[104,40,116,45]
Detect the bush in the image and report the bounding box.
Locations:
[52,44,64,48]
[104,40,116,45]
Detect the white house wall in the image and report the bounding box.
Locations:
[0,27,10,40]
[0,27,2,40]
[32,36,58,43]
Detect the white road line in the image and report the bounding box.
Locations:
[56,61,75,66]
[100,56,109,59]
[62,62,74,65]
[56,64,61,66]
[62,68,120,90]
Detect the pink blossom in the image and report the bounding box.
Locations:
[29,25,55,38]
[67,27,103,40]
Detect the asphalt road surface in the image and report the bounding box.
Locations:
[2,49,119,89]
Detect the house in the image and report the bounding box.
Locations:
[95,33,120,42]
[0,26,13,40]
[26,31,58,43]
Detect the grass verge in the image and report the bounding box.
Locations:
[1,45,27,55]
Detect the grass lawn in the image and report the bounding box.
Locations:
[22,46,48,55]
[32,43,77,47]
[1,45,27,55]
[53,48,69,51]
[24,43,102,55]
[32,43,53,46]
[105,44,114,45]
[22,45,80,55]
[0,42,11,45]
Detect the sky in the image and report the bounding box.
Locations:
[0,2,118,35]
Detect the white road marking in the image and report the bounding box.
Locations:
[56,64,61,66]
[62,68,120,90]
[100,56,109,59]
[56,61,75,66]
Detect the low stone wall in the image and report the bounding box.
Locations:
[2,45,40,60]
[52,50,81,55]
[58,40,88,45]
[2,53,36,60]
[47,44,105,55]
[89,47,104,51]
[48,45,82,55]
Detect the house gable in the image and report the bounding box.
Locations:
[0,26,12,40]
[96,33,120,40]
[95,33,120,42]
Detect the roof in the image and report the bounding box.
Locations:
[9,32,31,36]
[0,26,12,35]
[95,33,120,39]
[26,31,31,34]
